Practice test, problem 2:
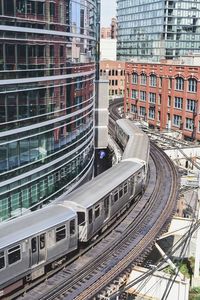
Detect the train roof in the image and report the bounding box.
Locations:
[123,135,149,162]
[62,160,142,209]
[0,205,76,249]
[116,119,143,136]
[117,119,149,162]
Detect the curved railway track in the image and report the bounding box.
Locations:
[16,101,179,300]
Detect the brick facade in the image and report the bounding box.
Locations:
[100,60,125,98]
[125,61,200,141]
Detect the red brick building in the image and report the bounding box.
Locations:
[125,60,200,141]
[100,60,125,98]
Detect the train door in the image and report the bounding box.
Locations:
[30,233,46,267]
[104,195,109,220]
[130,176,135,197]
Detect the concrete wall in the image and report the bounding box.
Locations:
[95,79,109,149]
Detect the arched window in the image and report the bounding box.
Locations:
[140,73,147,85]
[150,74,157,87]
[188,78,197,93]
[132,72,138,84]
[176,77,184,90]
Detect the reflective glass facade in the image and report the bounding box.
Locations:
[0,0,100,221]
[117,0,200,61]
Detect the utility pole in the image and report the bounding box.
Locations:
[192,175,200,286]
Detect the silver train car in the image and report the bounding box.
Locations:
[62,161,144,242]
[0,119,150,297]
[115,119,149,165]
[0,205,78,293]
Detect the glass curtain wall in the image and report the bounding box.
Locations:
[117,0,200,61]
[0,0,99,221]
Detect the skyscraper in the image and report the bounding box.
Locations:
[0,0,100,221]
[117,0,200,61]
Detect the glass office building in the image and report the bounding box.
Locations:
[117,0,200,61]
[0,0,100,221]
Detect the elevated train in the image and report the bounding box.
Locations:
[0,119,150,297]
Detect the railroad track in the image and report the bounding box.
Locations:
[19,143,179,300]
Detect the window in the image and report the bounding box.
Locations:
[149,108,155,119]
[50,45,54,57]
[188,78,197,93]
[185,118,194,130]
[8,245,21,265]
[140,73,147,85]
[168,78,172,89]
[159,77,162,88]
[176,77,184,90]
[168,96,171,107]
[4,0,14,15]
[0,252,5,269]
[158,94,162,105]
[56,225,66,242]
[37,2,44,15]
[11,193,20,211]
[132,72,138,84]
[132,89,138,99]
[119,187,123,198]
[139,106,146,116]
[174,97,183,109]
[114,191,118,202]
[0,198,9,221]
[50,2,55,16]
[173,115,182,127]
[187,99,196,112]
[40,234,45,249]
[94,205,100,218]
[137,172,142,180]
[140,91,146,101]
[38,45,45,58]
[88,209,92,224]
[149,92,156,103]
[131,104,137,113]
[31,237,37,253]
[70,219,75,235]
[27,1,35,14]
[124,183,128,194]
[150,74,157,87]
[158,111,161,121]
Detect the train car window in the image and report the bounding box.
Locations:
[31,237,37,253]
[0,252,5,269]
[40,234,45,250]
[88,209,93,224]
[70,219,75,235]
[124,183,128,194]
[56,225,66,242]
[119,187,123,198]
[114,191,118,202]
[77,212,85,225]
[94,205,100,218]
[8,245,21,265]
